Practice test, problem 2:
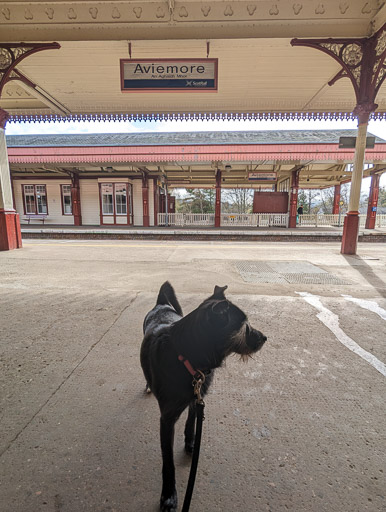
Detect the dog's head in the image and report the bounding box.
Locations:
[172,284,267,368]
[205,285,267,358]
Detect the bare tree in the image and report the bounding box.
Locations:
[222,189,254,213]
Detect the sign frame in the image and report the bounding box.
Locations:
[120,58,218,93]
[248,172,277,181]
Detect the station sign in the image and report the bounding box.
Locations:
[120,59,218,92]
[248,172,277,181]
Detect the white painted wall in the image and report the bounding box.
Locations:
[132,179,143,226]
[80,180,100,225]
[14,179,74,225]
[13,177,154,227]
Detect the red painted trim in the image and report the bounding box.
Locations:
[365,173,380,229]
[288,170,299,228]
[0,209,22,251]
[8,143,386,164]
[333,184,341,215]
[99,182,131,226]
[215,169,221,228]
[22,183,48,215]
[341,212,360,255]
[60,184,72,216]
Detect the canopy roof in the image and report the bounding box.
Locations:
[0,1,385,121]
[7,130,386,188]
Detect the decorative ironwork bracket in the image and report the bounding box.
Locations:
[0,42,61,126]
[291,23,386,123]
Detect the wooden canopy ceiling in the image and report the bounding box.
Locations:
[0,1,385,121]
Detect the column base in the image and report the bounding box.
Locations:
[341,212,359,255]
[288,215,297,228]
[0,209,22,251]
[215,216,220,228]
[143,215,150,227]
[365,216,376,230]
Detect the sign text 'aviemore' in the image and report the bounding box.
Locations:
[120,59,218,92]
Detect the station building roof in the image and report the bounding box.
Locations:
[7,130,386,189]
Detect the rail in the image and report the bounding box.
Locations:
[157,213,386,228]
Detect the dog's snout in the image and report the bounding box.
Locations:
[246,327,267,352]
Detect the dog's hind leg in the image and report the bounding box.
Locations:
[160,414,178,512]
[184,401,196,454]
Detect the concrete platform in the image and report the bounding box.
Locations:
[1,240,385,512]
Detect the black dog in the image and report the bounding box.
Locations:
[140,282,267,512]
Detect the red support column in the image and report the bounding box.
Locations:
[153,179,158,226]
[215,170,221,228]
[288,170,299,228]
[142,174,149,227]
[0,109,22,251]
[333,184,341,214]
[365,173,380,229]
[291,24,386,254]
[71,173,82,226]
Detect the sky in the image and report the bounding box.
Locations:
[6,117,386,190]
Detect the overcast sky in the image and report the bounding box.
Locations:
[6,117,386,190]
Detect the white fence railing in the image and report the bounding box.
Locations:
[297,214,369,227]
[221,213,289,227]
[376,214,386,227]
[158,213,214,226]
[157,213,386,228]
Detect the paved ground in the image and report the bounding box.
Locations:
[1,240,385,512]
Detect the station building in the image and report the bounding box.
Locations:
[7,129,386,228]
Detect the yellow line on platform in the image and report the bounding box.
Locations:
[27,242,259,249]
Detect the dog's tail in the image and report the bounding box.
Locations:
[157,281,183,316]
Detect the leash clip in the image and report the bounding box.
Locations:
[192,370,206,406]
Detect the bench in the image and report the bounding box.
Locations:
[23,214,48,224]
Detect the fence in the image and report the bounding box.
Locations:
[221,213,289,227]
[158,213,386,228]
[158,213,214,226]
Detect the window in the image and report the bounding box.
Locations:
[61,185,72,214]
[101,183,114,215]
[101,183,130,216]
[115,184,127,215]
[23,185,47,214]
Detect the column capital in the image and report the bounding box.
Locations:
[0,42,60,99]
[291,23,385,118]
[0,108,9,129]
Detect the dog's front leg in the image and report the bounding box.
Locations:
[184,401,196,454]
[160,415,178,512]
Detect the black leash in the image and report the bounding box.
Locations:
[181,372,206,512]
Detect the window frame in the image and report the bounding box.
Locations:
[99,182,133,225]
[22,184,48,215]
[60,184,73,215]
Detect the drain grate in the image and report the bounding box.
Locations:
[234,261,350,285]
[282,273,350,285]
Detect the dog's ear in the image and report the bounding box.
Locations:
[212,285,228,300]
[211,300,229,315]
[210,300,230,327]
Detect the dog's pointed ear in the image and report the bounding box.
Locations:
[212,285,228,300]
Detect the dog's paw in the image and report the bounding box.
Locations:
[160,491,177,512]
[145,383,151,394]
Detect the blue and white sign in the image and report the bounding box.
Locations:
[248,172,277,181]
[120,59,218,92]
